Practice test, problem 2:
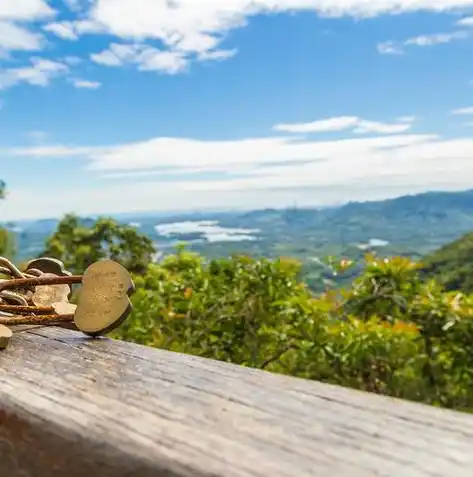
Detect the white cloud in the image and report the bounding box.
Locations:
[91,43,188,74]
[90,40,234,74]
[0,0,464,80]
[377,41,404,55]
[274,116,412,135]
[0,0,54,20]
[73,19,106,34]
[0,2,52,61]
[43,22,79,40]
[0,21,43,51]
[198,49,238,61]
[405,30,469,46]
[82,133,473,197]
[378,29,470,54]
[42,19,104,41]
[90,48,122,66]
[170,31,222,54]
[452,106,473,115]
[0,57,69,89]
[70,78,102,89]
[70,0,473,72]
[274,116,359,133]
[7,127,473,220]
[137,48,188,73]
[0,0,470,83]
[353,121,411,134]
[11,132,434,173]
[457,16,473,26]
[85,0,473,48]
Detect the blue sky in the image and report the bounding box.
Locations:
[2,0,473,220]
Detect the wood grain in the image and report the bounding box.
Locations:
[1,326,473,477]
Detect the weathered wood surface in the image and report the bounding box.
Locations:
[1,326,473,477]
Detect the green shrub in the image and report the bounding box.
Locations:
[110,250,473,413]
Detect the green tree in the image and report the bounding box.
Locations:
[0,181,16,258]
[42,213,156,273]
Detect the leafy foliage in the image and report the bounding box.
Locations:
[0,227,16,259]
[45,214,473,413]
[41,214,156,273]
[0,181,15,258]
[111,249,473,413]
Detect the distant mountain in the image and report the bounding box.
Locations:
[3,218,59,234]
[4,188,473,264]
[218,189,473,255]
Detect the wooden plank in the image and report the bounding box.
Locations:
[0,326,472,477]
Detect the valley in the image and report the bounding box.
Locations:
[5,188,473,292]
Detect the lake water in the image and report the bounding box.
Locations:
[357,238,389,250]
[154,220,260,243]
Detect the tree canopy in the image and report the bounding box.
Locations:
[41,214,156,274]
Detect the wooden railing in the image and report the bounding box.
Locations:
[1,325,473,476]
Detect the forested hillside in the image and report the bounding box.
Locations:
[422,232,473,292]
[21,212,473,415]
